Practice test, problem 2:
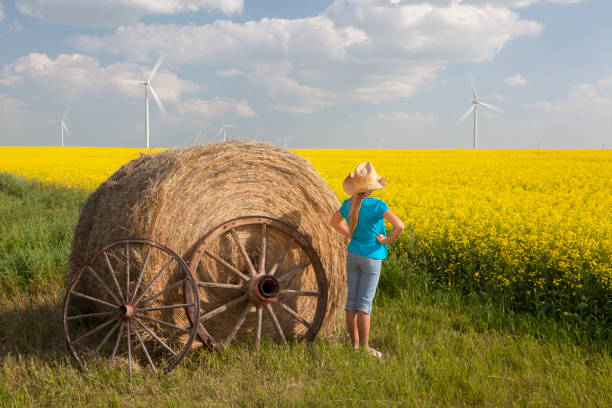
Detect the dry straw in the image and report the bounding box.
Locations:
[69,141,347,344]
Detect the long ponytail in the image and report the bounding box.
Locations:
[348,192,366,236]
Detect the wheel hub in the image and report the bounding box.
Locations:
[119,303,136,320]
[248,274,279,302]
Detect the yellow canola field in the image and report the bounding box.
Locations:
[1,146,611,319]
[0,147,164,190]
[297,148,612,319]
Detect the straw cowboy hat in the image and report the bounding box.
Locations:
[342,161,386,196]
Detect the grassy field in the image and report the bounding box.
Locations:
[1,173,611,407]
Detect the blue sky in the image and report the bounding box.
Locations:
[0,0,610,148]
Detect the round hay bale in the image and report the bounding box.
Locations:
[69,141,347,345]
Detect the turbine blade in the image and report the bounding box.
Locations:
[479,101,502,113]
[62,109,70,121]
[148,85,167,115]
[63,122,72,137]
[216,127,224,136]
[115,78,144,85]
[469,74,478,100]
[458,105,475,123]
[148,55,166,83]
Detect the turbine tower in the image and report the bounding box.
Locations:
[216,120,237,141]
[120,55,167,148]
[49,109,71,147]
[458,76,502,149]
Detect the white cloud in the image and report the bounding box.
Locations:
[15,0,244,28]
[505,73,527,86]
[374,111,438,122]
[72,1,542,112]
[0,53,199,103]
[9,20,25,31]
[533,74,612,116]
[176,97,255,119]
[216,68,245,77]
[73,17,369,63]
[326,1,542,61]
[428,0,584,7]
[252,62,337,114]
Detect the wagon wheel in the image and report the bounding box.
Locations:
[186,216,328,349]
[63,239,199,379]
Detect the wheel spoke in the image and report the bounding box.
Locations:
[127,321,133,381]
[186,217,329,349]
[254,305,262,349]
[280,289,319,297]
[224,303,252,346]
[66,310,118,321]
[138,278,187,306]
[204,250,249,281]
[133,257,174,305]
[265,303,287,344]
[137,303,194,312]
[125,244,130,303]
[258,224,267,275]
[136,313,190,333]
[199,294,248,322]
[87,266,122,306]
[133,324,157,374]
[103,250,124,302]
[277,261,311,283]
[70,291,117,309]
[197,282,243,290]
[274,301,312,330]
[86,319,122,365]
[131,245,152,303]
[109,322,125,365]
[269,237,295,276]
[135,319,178,357]
[71,316,119,345]
[230,228,257,277]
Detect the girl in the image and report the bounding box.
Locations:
[330,161,404,358]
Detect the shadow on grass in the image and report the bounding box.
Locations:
[0,293,68,363]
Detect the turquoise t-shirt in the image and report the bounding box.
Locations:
[339,197,389,260]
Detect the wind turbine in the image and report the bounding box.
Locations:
[216,120,237,141]
[458,76,502,149]
[192,127,207,145]
[120,55,167,148]
[48,109,71,147]
[281,136,292,148]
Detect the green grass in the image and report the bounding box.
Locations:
[0,172,88,293]
[0,173,610,407]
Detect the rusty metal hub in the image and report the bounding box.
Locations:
[119,303,136,320]
[248,274,279,302]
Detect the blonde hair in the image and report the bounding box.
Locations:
[348,191,370,236]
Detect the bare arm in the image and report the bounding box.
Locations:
[330,210,351,239]
[376,209,404,245]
